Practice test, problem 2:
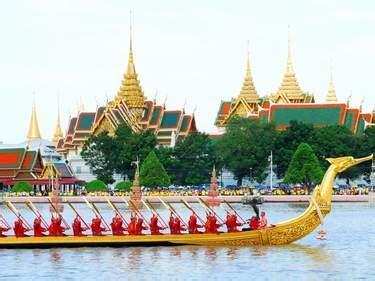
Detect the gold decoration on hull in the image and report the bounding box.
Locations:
[0,155,371,248]
[273,29,304,103]
[325,65,338,102]
[27,98,42,140]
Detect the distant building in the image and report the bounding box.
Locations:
[0,101,77,193]
[215,33,374,133]
[55,27,197,182]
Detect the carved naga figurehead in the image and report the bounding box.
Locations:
[326,155,373,173]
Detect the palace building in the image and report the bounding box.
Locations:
[0,101,77,192]
[215,35,375,133]
[55,28,197,182]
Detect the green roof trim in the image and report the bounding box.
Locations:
[161,112,180,128]
[180,116,190,132]
[77,113,95,130]
[271,107,342,127]
[150,107,161,125]
[344,111,354,131]
[68,118,78,134]
[158,131,172,136]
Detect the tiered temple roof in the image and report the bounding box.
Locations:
[214,32,374,133]
[56,27,197,153]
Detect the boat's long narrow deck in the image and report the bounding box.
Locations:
[0,230,261,248]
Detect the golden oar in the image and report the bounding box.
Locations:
[26,199,49,229]
[181,198,205,225]
[126,199,151,228]
[47,198,71,230]
[66,201,90,229]
[5,200,33,229]
[105,196,129,228]
[197,197,225,224]
[158,197,188,228]
[144,199,168,228]
[223,200,247,224]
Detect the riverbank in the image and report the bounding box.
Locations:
[2,194,369,203]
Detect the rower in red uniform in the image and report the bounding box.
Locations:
[33,215,47,237]
[72,215,88,236]
[227,214,243,233]
[111,214,126,236]
[136,218,148,235]
[13,216,31,238]
[188,213,202,234]
[169,212,176,234]
[173,217,186,234]
[249,216,259,230]
[49,215,67,236]
[127,215,138,236]
[205,212,221,234]
[91,215,106,236]
[149,214,165,235]
[0,218,10,237]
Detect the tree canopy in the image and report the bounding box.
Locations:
[284,143,324,188]
[115,181,133,192]
[12,181,32,193]
[217,117,277,185]
[140,150,170,188]
[167,132,219,185]
[86,179,107,192]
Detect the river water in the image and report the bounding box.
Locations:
[0,202,374,280]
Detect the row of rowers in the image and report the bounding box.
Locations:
[0,203,269,237]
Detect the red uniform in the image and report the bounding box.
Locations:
[91,216,106,236]
[49,216,66,236]
[111,215,126,236]
[13,217,29,238]
[0,225,10,237]
[173,217,186,234]
[33,216,47,237]
[149,214,164,235]
[136,218,148,235]
[225,214,243,233]
[169,213,176,234]
[249,216,260,230]
[127,217,138,235]
[205,213,221,234]
[188,214,202,234]
[72,216,88,236]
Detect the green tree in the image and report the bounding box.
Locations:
[81,131,116,184]
[115,181,133,192]
[273,121,314,178]
[114,124,157,179]
[12,181,32,192]
[171,132,219,185]
[86,179,107,192]
[140,150,170,188]
[218,117,278,185]
[284,143,324,190]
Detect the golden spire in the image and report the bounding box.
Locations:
[239,43,258,103]
[325,65,338,102]
[275,27,303,103]
[116,11,145,121]
[27,96,42,140]
[52,98,63,143]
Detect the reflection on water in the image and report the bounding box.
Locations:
[0,202,374,280]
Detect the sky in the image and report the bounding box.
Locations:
[0,0,374,143]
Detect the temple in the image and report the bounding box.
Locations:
[56,25,197,181]
[215,33,374,133]
[0,100,77,192]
